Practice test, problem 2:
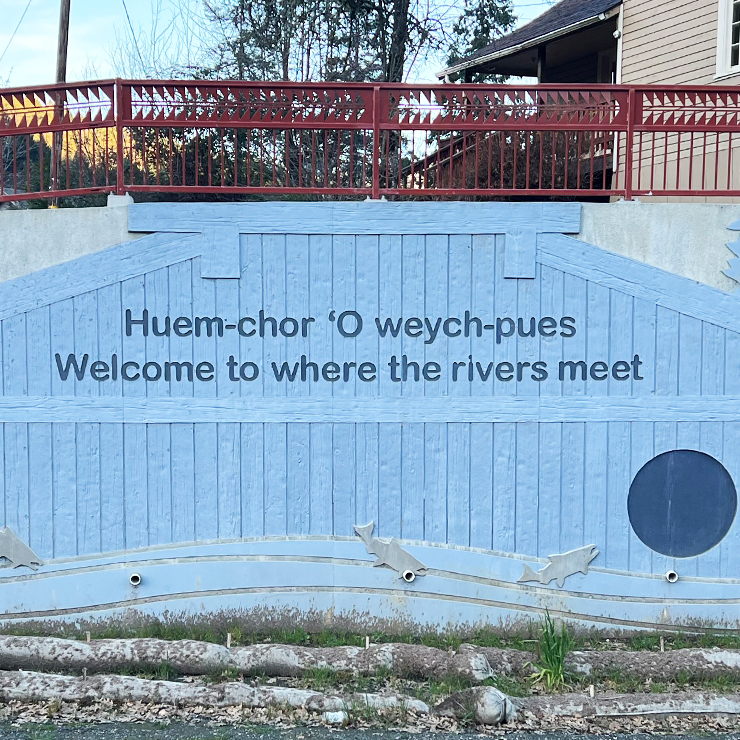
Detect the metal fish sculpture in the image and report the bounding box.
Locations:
[518,545,598,588]
[0,528,43,571]
[353,522,427,581]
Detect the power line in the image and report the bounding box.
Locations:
[120,0,146,72]
[0,0,34,69]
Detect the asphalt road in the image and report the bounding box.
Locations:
[0,728,736,740]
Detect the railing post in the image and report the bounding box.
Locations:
[624,87,637,200]
[115,79,125,195]
[372,85,380,199]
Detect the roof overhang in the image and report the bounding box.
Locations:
[436,4,620,79]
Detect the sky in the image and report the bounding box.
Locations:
[0,0,554,88]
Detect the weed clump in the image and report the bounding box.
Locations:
[531,611,572,691]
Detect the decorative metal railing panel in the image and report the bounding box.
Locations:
[2,79,740,202]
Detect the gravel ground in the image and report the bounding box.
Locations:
[0,702,738,738]
[0,728,736,740]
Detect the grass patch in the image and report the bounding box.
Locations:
[300,666,343,690]
[6,617,740,656]
[487,674,529,698]
[530,611,573,691]
[407,675,475,705]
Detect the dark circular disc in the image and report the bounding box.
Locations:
[628,450,737,558]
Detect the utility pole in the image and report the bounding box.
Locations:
[52,0,71,205]
[56,0,71,83]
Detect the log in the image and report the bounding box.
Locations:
[0,636,234,675]
[231,642,492,682]
[567,648,740,681]
[519,691,740,718]
[0,670,429,714]
[480,646,740,682]
[477,647,536,677]
[0,636,492,682]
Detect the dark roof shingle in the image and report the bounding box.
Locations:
[441,0,621,75]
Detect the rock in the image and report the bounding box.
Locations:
[474,686,518,724]
[434,686,516,725]
[322,710,349,725]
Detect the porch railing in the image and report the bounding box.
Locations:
[2,79,740,203]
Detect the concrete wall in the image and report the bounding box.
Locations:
[2,201,740,630]
[578,202,740,292]
[1,201,738,292]
[0,205,139,284]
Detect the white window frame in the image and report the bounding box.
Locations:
[717,0,740,78]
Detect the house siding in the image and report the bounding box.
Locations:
[621,0,739,84]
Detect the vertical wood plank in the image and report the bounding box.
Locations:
[447,235,472,546]
[241,422,264,538]
[582,279,608,563]
[76,422,101,555]
[493,422,515,552]
[72,291,101,554]
[700,321,726,577]
[168,260,195,544]
[51,423,76,557]
[354,236,379,532]
[285,234,310,535]
[308,234,333,535]
[653,306,680,575]
[264,423,287,535]
[4,423,28,545]
[538,422,562,556]
[606,289,633,571]
[147,422,172,546]
[215,278,241,539]
[217,422,241,539]
[469,236,496,550]
[332,235,357,537]
[2,316,29,546]
[722,329,740,578]
[515,422,538,556]
[423,235,449,544]
[256,233,289,534]
[539,268,567,555]
[26,306,53,558]
[378,423,402,539]
[143,267,172,546]
[121,277,148,549]
[677,313,703,576]
[514,270,541,557]
[628,298,656,573]
[191,261,218,542]
[240,236,264,538]
[97,283,124,552]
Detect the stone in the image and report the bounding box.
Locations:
[322,710,349,725]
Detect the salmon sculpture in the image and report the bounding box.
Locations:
[518,544,598,588]
[0,528,43,571]
[353,522,427,581]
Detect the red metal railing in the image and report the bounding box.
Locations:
[2,79,740,203]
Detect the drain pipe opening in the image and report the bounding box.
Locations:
[129,573,142,587]
[665,570,679,584]
[402,570,416,583]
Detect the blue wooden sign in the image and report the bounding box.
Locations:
[1,201,740,632]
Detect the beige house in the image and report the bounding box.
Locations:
[438,0,740,87]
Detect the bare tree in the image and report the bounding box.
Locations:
[109,0,215,78]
